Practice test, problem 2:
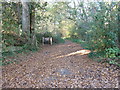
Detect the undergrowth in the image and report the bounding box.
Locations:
[1,33,65,66]
[1,44,39,66]
[68,38,120,67]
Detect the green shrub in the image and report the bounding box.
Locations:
[109,60,119,65]
[69,38,85,44]
[2,31,27,46]
[104,47,120,66]
[52,35,65,44]
[105,47,120,58]
[36,33,43,44]
[43,32,52,37]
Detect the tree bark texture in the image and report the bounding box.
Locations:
[21,0,30,34]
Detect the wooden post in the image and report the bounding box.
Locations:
[50,37,52,45]
[42,37,44,45]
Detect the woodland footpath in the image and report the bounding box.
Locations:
[1,0,120,88]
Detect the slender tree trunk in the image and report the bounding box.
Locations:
[30,2,38,47]
[30,3,34,35]
[0,1,2,86]
[17,2,21,36]
[0,0,2,85]
[118,2,120,46]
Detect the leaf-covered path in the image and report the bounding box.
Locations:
[2,41,119,88]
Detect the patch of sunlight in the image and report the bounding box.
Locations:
[53,49,91,59]
[57,44,76,48]
[67,44,75,47]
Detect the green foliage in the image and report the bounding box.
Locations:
[2,51,15,57]
[105,47,120,58]
[2,2,20,32]
[43,32,52,37]
[52,34,65,44]
[67,38,85,44]
[109,60,119,65]
[68,1,119,51]
[36,33,43,44]
[2,31,27,46]
[68,1,119,67]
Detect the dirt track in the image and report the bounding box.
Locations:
[2,40,119,88]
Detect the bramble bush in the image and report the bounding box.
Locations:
[105,47,120,58]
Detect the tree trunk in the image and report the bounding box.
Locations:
[17,2,21,36]
[118,2,120,46]
[21,0,31,47]
[21,0,30,35]
[30,2,38,47]
[30,2,35,34]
